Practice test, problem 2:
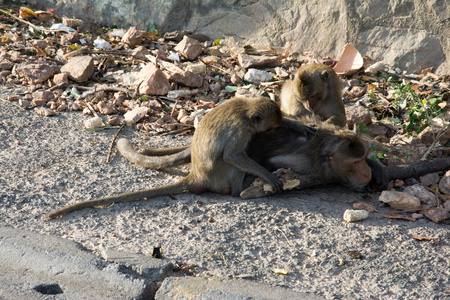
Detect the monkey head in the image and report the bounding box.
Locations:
[323,133,372,191]
[247,97,283,131]
[296,66,330,112]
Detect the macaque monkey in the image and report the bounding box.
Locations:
[247,124,373,191]
[280,63,347,127]
[46,97,315,220]
[117,123,387,191]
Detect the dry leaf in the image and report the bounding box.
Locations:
[333,44,363,76]
[411,236,439,241]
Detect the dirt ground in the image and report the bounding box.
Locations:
[1,89,449,299]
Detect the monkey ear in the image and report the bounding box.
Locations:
[320,70,328,81]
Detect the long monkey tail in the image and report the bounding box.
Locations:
[117,138,191,169]
[45,177,192,220]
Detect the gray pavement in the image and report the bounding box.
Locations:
[0,227,324,299]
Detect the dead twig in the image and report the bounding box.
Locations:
[0,97,25,110]
[160,126,194,136]
[106,123,126,164]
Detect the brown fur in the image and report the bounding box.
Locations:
[45,97,284,220]
[251,124,372,190]
[280,63,347,127]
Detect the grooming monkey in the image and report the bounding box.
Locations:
[119,123,380,192]
[280,63,347,127]
[45,97,314,220]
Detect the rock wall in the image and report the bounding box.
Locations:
[29,0,449,74]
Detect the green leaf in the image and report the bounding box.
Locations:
[225,86,238,93]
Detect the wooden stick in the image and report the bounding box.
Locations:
[105,123,125,164]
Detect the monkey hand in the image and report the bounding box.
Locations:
[265,173,284,192]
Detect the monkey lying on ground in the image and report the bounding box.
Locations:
[45,97,315,220]
[118,123,379,192]
[280,63,347,127]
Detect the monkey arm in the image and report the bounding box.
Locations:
[223,151,283,192]
[281,117,317,138]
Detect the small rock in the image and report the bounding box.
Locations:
[439,170,450,195]
[107,115,121,125]
[185,63,206,74]
[18,99,30,108]
[132,46,149,59]
[97,102,115,115]
[209,82,221,94]
[238,53,278,69]
[353,202,376,212]
[404,184,437,206]
[411,213,424,219]
[122,26,144,48]
[379,190,421,211]
[422,208,449,223]
[393,179,405,188]
[136,63,170,95]
[13,62,59,84]
[84,116,103,129]
[169,70,203,87]
[0,55,14,70]
[417,118,450,145]
[444,200,450,212]
[174,36,203,60]
[34,107,57,116]
[420,173,440,187]
[61,55,95,82]
[53,73,69,85]
[274,67,289,78]
[180,115,195,125]
[31,99,46,106]
[32,40,48,49]
[32,90,55,102]
[244,68,272,84]
[60,32,81,45]
[343,209,369,222]
[346,103,372,130]
[124,107,150,124]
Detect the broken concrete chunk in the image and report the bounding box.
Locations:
[136,63,170,95]
[243,68,272,84]
[84,116,103,129]
[122,26,144,48]
[379,190,421,211]
[238,53,278,69]
[343,209,369,222]
[174,35,203,60]
[404,184,437,206]
[422,208,449,223]
[60,55,94,83]
[13,62,59,84]
[97,102,115,115]
[124,107,150,124]
[34,107,57,117]
[169,70,203,88]
[353,202,376,212]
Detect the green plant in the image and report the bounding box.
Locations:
[389,79,444,134]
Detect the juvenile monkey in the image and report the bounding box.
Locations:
[280,63,347,127]
[45,97,286,220]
